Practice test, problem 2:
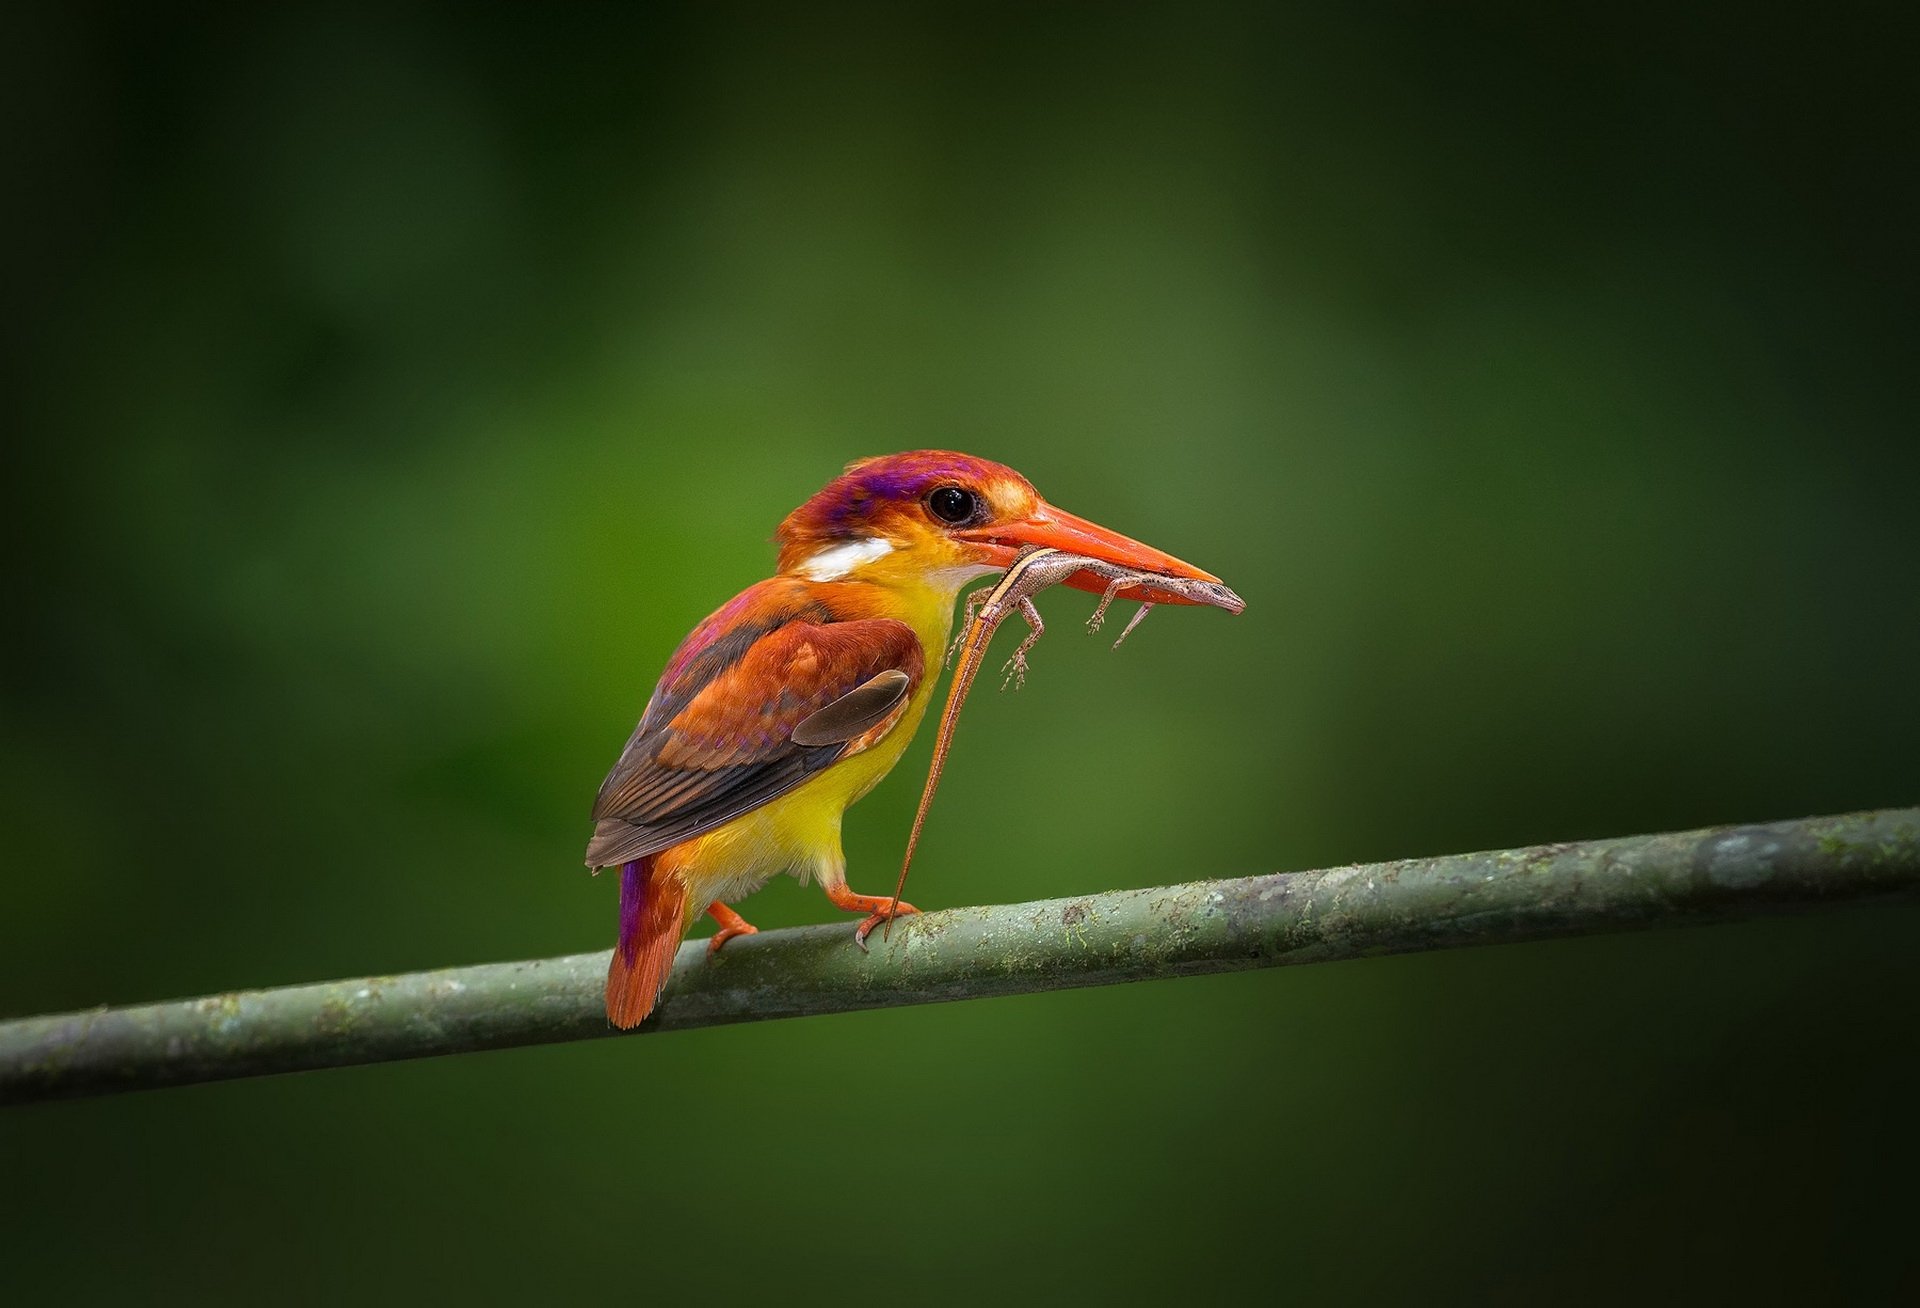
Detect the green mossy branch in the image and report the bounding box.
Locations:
[4,808,1917,1105]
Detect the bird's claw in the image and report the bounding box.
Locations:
[852,901,919,951]
[706,921,758,956]
[704,902,761,956]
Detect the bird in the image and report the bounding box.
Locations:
[586,450,1228,1028]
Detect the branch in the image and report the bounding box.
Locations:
[4,808,1916,1105]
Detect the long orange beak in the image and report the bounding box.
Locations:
[956,503,1242,610]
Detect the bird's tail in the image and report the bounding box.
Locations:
[605,856,688,1029]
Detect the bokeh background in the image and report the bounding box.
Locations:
[5,4,1918,1302]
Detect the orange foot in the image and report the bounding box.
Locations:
[823,885,920,952]
[705,901,760,956]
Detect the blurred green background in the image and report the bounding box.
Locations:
[5,3,1918,1302]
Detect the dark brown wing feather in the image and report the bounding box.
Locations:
[791,669,912,745]
[586,596,923,869]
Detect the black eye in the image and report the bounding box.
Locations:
[926,485,978,524]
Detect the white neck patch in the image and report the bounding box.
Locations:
[796,537,895,581]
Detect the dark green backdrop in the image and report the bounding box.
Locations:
[5,4,1918,1303]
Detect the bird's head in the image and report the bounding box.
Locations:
[775,450,1229,602]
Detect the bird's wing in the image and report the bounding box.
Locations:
[585,602,924,868]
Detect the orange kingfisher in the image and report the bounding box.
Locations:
[586,450,1228,1028]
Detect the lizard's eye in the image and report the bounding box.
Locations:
[926,485,979,525]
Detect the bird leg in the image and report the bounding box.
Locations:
[704,901,760,955]
[824,883,920,951]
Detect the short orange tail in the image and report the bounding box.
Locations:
[606,857,689,1029]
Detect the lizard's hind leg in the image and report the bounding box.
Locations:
[1002,598,1046,690]
[947,585,996,667]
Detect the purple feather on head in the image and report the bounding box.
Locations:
[774,449,1035,570]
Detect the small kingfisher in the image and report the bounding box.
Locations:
[586,450,1228,1028]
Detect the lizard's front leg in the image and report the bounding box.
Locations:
[1087,568,1156,634]
[1111,601,1155,647]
